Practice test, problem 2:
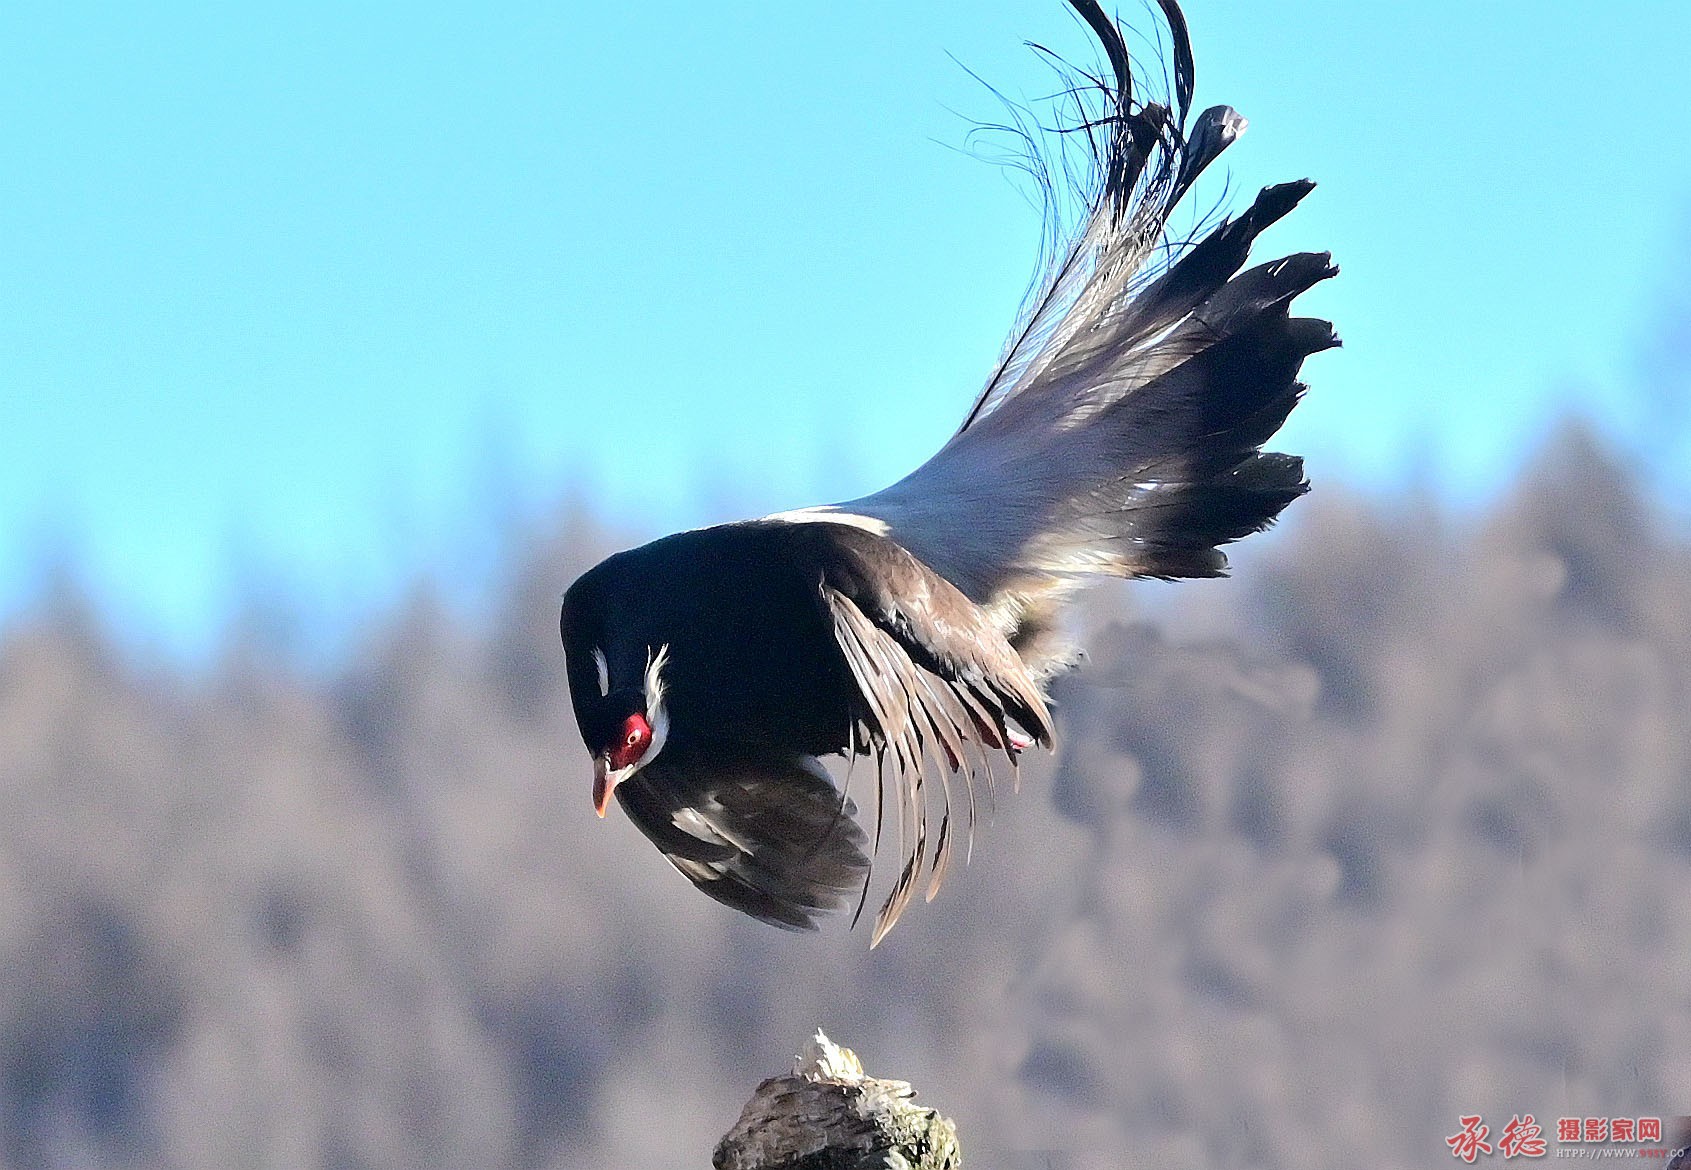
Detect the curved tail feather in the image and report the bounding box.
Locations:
[837,1,1337,676]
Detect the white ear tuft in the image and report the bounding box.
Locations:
[643,644,672,766]
[644,644,671,708]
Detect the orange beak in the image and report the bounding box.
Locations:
[593,756,613,817]
[593,755,629,818]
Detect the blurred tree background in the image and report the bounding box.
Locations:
[9,0,1691,1164]
[3,409,1689,1168]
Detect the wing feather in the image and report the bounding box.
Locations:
[817,544,1051,943]
[616,750,869,931]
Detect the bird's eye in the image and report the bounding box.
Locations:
[607,712,654,771]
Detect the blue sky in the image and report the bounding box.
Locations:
[5,1,1691,656]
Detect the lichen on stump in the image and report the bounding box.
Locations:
[714,1031,961,1170]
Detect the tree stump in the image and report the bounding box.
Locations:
[713,1031,962,1170]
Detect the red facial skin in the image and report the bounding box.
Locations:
[608,712,653,771]
[593,712,653,816]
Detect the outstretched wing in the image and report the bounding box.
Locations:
[616,748,870,931]
[802,522,1055,945]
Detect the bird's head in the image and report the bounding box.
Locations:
[571,642,671,816]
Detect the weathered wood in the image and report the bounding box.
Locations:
[714,1031,961,1170]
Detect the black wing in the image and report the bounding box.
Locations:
[615,747,869,931]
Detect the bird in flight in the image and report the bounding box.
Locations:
[561,0,1337,945]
